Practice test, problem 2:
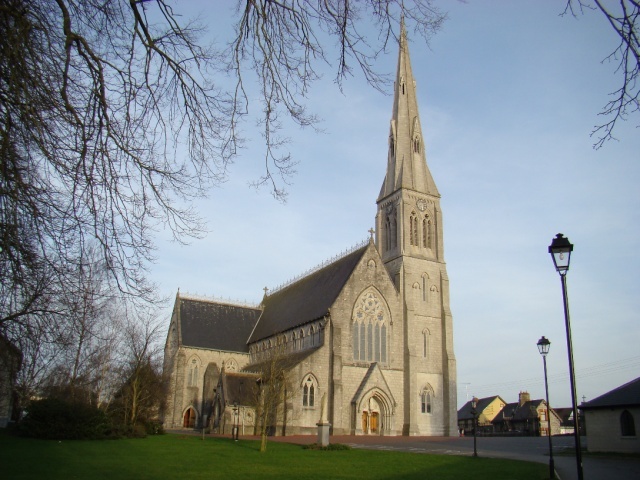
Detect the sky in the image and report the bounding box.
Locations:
[151,1,640,410]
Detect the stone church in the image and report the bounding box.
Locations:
[162,27,457,437]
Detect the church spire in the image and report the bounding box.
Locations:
[379,22,439,200]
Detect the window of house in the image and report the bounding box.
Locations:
[302,375,316,408]
[621,410,636,436]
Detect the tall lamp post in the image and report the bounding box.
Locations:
[470,396,478,457]
[537,336,555,480]
[549,233,583,480]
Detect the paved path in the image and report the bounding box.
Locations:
[266,434,640,480]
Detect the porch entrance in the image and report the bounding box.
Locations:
[183,407,196,428]
[361,397,382,434]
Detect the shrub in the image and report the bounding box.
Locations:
[302,443,351,451]
[17,398,112,440]
[144,420,165,435]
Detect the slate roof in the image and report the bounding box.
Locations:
[178,296,261,353]
[248,244,369,343]
[554,408,575,425]
[242,348,320,376]
[580,376,640,410]
[221,372,260,406]
[493,399,545,423]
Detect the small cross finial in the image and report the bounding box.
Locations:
[368,227,375,239]
[263,286,269,296]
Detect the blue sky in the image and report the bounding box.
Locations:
[152,1,640,410]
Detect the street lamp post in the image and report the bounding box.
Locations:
[549,233,583,480]
[470,396,478,457]
[232,403,239,441]
[537,336,555,480]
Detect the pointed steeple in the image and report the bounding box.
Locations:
[379,21,439,200]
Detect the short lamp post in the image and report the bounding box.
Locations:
[549,233,583,480]
[470,396,478,457]
[537,336,555,480]
[232,403,239,441]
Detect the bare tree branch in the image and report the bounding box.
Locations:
[564,0,640,148]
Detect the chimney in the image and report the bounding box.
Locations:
[519,391,531,406]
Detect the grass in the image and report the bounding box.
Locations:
[0,430,548,479]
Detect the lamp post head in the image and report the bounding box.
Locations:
[549,233,573,275]
[471,396,478,409]
[537,336,551,356]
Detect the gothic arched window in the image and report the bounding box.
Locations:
[621,410,636,436]
[391,215,397,249]
[414,136,420,153]
[421,386,433,414]
[187,358,199,387]
[422,330,430,358]
[353,290,389,363]
[389,136,395,157]
[302,375,317,408]
[410,211,418,246]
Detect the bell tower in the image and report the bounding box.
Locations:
[375,22,457,436]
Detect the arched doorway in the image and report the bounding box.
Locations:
[361,396,384,435]
[183,407,197,428]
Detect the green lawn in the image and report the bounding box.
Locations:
[0,430,547,479]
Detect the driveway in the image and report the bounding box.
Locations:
[266,434,640,480]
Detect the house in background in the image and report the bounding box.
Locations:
[580,377,639,453]
[457,395,506,435]
[490,392,561,437]
[554,407,576,435]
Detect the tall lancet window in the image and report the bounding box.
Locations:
[410,211,419,246]
[422,215,432,249]
[389,136,395,157]
[414,136,420,153]
[352,290,389,364]
[385,216,391,251]
[391,215,397,249]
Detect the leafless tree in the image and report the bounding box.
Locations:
[564,1,639,148]
[113,311,165,427]
[44,246,124,405]
[1,1,444,336]
[249,343,300,452]
[229,0,445,196]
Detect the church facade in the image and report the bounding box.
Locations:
[162,27,457,436]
